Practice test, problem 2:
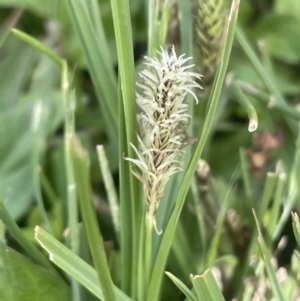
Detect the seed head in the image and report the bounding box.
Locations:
[126,46,202,232]
[194,0,225,84]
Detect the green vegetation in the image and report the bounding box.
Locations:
[0,0,300,300]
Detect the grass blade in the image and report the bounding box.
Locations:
[291,212,300,248]
[0,202,57,274]
[273,133,300,239]
[191,177,207,267]
[110,0,140,296]
[96,145,120,240]
[231,83,258,132]
[158,0,171,46]
[32,102,53,234]
[109,0,136,155]
[35,226,134,301]
[66,0,118,145]
[62,61,81,300]
[11,28,63,66]
[191,270,225,301]
[253,209,285,301]
[178,0,193,56]
[165,271,197,301]
[70,136,117,301]
[268,165,286,237]
[258,172,278,222]
[238,83,300,121]
[147,0,159,57]
[239,148,253,207]
[62,62,77,235]
[207,201,230,267]
[118,82,133,294]
[235,26,297,135]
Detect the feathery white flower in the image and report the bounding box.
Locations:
[127,46,202,232]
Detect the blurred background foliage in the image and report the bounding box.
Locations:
[0,0,300,300]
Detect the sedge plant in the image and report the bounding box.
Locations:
[1,0,300,301]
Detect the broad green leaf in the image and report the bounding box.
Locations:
[0,37,37,110]
[0,242,70,301]
[274,0,300,18]
[0,34,63,220]
[0,92,63,219]
[251,13,300,64]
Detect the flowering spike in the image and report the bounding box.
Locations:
[126,46,202,232]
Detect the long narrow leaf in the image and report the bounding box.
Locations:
[165,271,197,301]
[96,145,120,240]
[0,202,57,274]
[118,81,133,294]
[258,172,278,222]
[268,167,286,236]
[11,29,62,66]
[62,61,81,299]
[191,270,226,301]
[35,226,133,301]
[110,0,140,297]
[273,133,300,239]
[66,0,118,145]
[291,212,300,248]
[70,136,117,301]
[109,0,136,155]
[235,26,297,135]
[147,0,159,57]
[178,0,193,56]
[253,210,285,301]
[231,83,258,133]
[158,0,171,46]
